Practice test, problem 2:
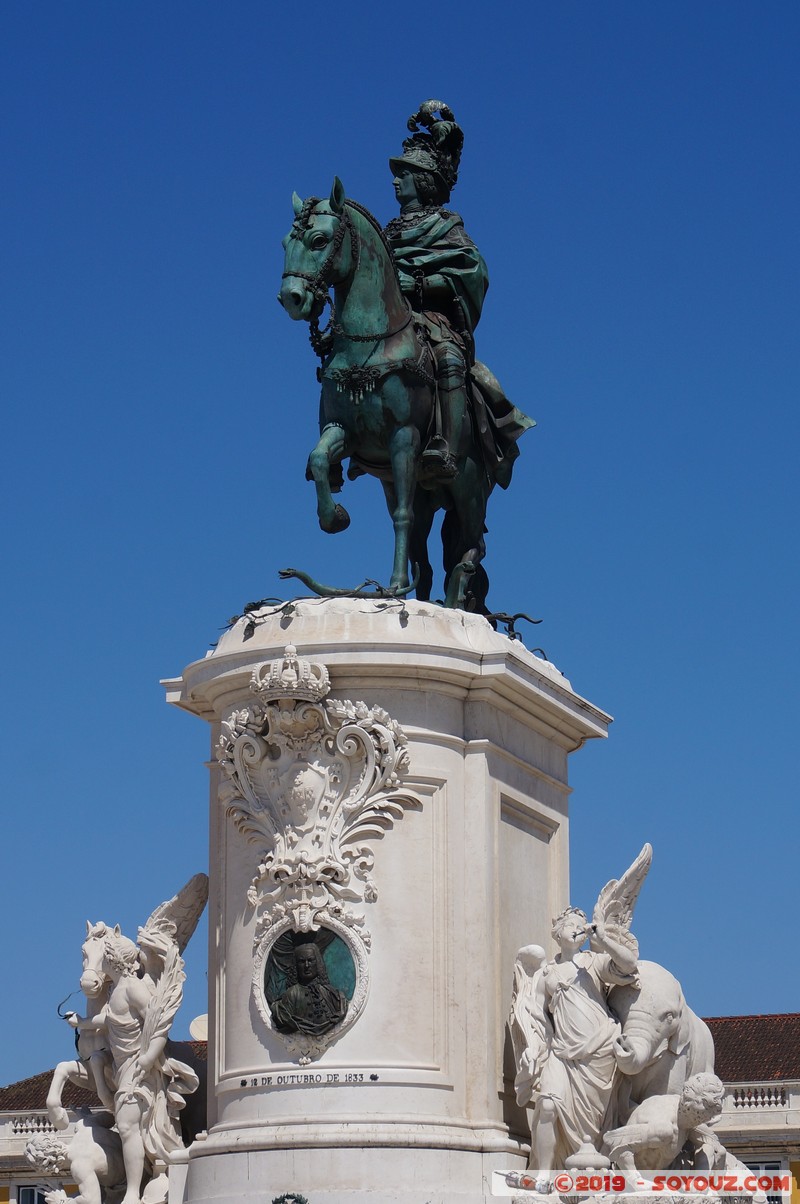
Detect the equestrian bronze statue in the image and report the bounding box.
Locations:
[279,100,533,613]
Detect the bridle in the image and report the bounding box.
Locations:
[282,196,356,312]
[282,198,412,358]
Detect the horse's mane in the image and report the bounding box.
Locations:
[344,197,383,240]
[85,921,139,975]
[344,198,403,289]
[297,193,402,290]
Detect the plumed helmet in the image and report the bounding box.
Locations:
[389,99,464,202]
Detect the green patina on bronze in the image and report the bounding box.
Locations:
[279,100,534,613]
[266,935,350,1039]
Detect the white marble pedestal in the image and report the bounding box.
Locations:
[163,599,611,1204]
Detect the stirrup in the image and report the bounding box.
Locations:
[421,439,458,479]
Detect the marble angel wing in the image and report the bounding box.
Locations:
[141,873,209,953]
[508,945,548,1107]
[589,843,652,955]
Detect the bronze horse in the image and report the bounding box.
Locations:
[279,178,530,611]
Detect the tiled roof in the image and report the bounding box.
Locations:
[0,1042,207,1112]
[0,1069,96,1112]
[706,1013,800,1082]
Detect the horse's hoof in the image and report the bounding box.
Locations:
[320,504,351,534]
[47,1104,70,1130]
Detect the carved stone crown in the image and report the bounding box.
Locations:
[250,645,330,703]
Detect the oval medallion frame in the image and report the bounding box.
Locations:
[252,915,370,1063]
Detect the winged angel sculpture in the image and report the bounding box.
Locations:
[509,845,652,1189]
[44,874,209,1204]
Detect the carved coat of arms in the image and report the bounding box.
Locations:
[216,645,421,946]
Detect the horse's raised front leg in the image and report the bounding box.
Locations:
[47,1059,90,1129]
[386,423,420,592]
[306,423,351,534]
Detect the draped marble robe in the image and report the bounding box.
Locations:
[537,951,635,1165]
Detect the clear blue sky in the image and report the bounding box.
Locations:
[2,1,798,1087]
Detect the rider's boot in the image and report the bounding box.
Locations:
[420,347,464,482]
[420,397,460,483]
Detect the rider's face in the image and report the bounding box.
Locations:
[393,168,421,210]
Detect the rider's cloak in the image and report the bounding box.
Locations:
[385,208,488,334]
[386,208,535,488]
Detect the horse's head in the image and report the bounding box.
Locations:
[81,921,112,995]
[279,177,356,322]
[81,920,138,992]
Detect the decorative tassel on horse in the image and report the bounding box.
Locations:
[328,365,383,404]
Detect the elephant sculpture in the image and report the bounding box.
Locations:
[609,959,715,1125]
[507,848,735,1183]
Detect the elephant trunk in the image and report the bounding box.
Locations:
[614,1024,667,1074]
